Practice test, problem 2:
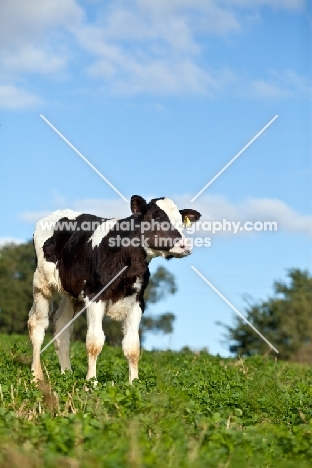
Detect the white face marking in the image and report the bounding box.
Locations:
[155,198,192,257]
[155,198,183,234]
[89,219,118,248]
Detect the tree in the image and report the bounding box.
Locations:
[141,265,176,341]
[0,241,36,333]
[0,242,176,344]
[220,269,312,363]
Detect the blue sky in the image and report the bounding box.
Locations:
[0,0,311,355]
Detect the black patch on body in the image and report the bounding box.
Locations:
[43,213,151,310]
[41,196,201,311]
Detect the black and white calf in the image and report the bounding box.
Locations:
[28,195,201,383]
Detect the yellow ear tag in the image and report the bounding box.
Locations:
[184,216,191,227]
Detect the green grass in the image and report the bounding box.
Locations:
[0,334,311,467]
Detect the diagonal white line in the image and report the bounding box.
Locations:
[191,266,279,354]
[190,115,278,202]
[40,266,128,354]
[40,114,129,203]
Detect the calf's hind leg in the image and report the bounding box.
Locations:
[53,296,75,373]
[28,287,51,381]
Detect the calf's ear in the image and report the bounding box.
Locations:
[179,209,201,224]
[131,195,147,216]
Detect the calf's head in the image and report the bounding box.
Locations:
[130,195,201,260]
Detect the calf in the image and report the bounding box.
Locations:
[28,195,201,383]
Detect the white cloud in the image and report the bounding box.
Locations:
[0,0,308,98]
[0,85,44,109]
[75,1,240,95]
[0,237,25,247]
[251,80,292,98]
[183,194,312,236]
[0,0,83,47]
[20,199,130,223]
[73,198,130,219]
[283,70,312,97]
[89,58,230,95]
[20,194,312,237]
[0,0,83,76]
[21,211,52,223]
[73,1,308,96]
[1,47,68,75]
[247,70,312,100]
[244,198,312,236]
[222,0,305,9]
[101,0,242,39]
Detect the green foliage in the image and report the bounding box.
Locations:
[140,312,175,339]
[0,242,177,344]
[221,269,312,364]
[0,241,36,333]
[144,265,177,303]
[141,265,176,343]
[0,335,312,467]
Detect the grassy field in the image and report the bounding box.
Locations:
[0,334,311,467]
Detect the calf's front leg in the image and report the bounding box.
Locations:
[122,302,142,384]
[86,301,105,380]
